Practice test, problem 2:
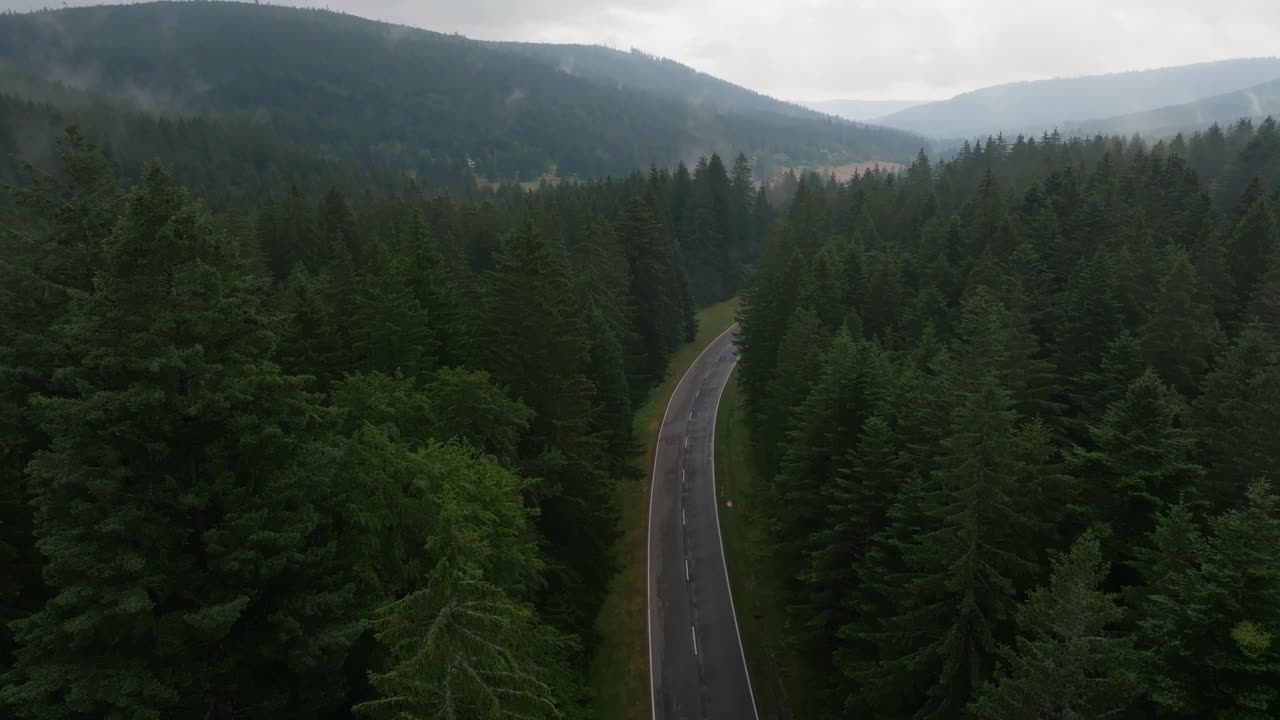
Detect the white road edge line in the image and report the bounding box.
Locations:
[708,357,762,720]
[691,625,699,656]
[646,323,738,720]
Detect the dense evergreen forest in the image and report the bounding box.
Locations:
[0,117,768,716]
[0,2,925,184]
[736,116,1280,718]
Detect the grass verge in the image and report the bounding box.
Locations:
[589,297,741,720]
[715,371,825,720]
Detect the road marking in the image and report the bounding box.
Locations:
[644,323,737,720]
[708,358,762,720]
[681,468,686,485]
[691,625,699,655]
[685,558,690,580]
[684,436,688,449]
[682,508,686,526]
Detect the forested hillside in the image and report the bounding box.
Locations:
[877,58,1280,138]
[492,42,820,120]
[0,2,924,183]
[0,91,372,210]
[735,116,1280,718]
[0,113,767,715]
[1079,77,1280,138]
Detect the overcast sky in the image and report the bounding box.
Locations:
[5,0,1280,101]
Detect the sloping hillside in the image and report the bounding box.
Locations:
[493,42,821,120]
[802,98,925,121]
[876,58,1280,139]
[1077,78,1280,137]
[0,2,926,183]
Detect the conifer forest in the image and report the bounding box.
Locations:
[2,3,1280,720]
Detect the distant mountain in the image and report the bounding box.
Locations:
[801,98,925,121]
[1076,78,1280,137]
[875,58,1280,139]
[0,2,926,184]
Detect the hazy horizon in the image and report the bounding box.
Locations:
[3,0,1280,103]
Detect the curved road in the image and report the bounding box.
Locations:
[647,325,758,720]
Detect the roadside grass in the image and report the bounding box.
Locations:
[589,297,741,720]
[715,372,825,720]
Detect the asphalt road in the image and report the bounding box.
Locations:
[647,324,758,720]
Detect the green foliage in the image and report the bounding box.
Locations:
[967,532,1139,720]
[0,121,732,717]
[0,3,925,185]
[1136,483,1280,718]
[730,120,1280,718]
[3,164,362,718]
[1070,370,1204,566]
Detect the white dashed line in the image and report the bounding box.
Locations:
[685,558,690,580]
[691,625,699,655]
[682,508,686,526]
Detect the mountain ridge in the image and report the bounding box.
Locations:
[0,1,927,183]
[875,57,1280,138]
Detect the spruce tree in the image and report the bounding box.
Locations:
[0,126,121,675]
[481,215,614,634]
[1228,182,1278,305]
[3,165,362,719]
[1137,483,1280,719]
[968,532,1138,720]
[1193,324,1280,508]
[1070,370,1203,571]
[761,305,829,475]
[356,442,570,720]
[852,372,1043,720]
[1139,248,1219,396]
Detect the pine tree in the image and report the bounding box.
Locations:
[481,215,614,634]
[352,254,437,380]
[1247,243,1280,340]
[1070,370,1203,573]
[761,305,830,475]
[1139,248,1219,396]
[1078,332,1148,423]
[772,331,886,663]
[1193,324,1280,509]
[797,413,902,710]
[617,196,695,392]
[355,442,569,720]
[421,367,533,467]
[1228,185,1278,306]
[406,207,473,368]
[852,373,1043,720]
[736,238,805,428]
[2,165,362,719]
[968,532,1138,720]
[1137,483,1280,719]
[0,126,121,675]
[1192,220,1237,324]
[276,264,344,390]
